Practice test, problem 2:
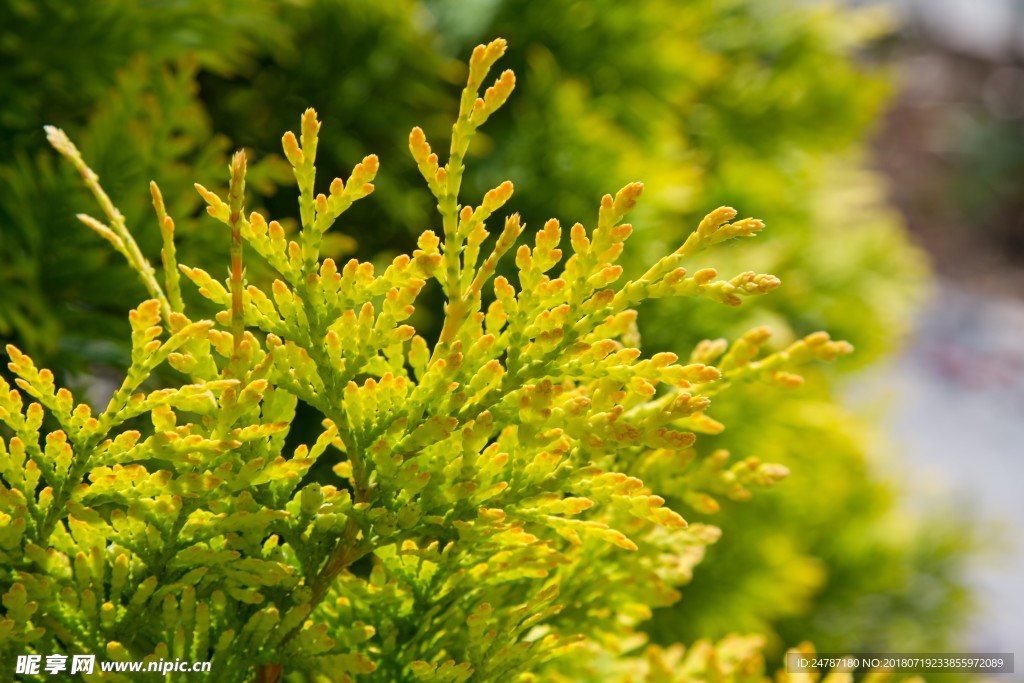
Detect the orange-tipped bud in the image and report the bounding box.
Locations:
[482,180,514,213]
[282,131,303,167]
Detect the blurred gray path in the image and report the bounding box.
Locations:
[854,282,1024,664]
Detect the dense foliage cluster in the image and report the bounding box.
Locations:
[0,40,871,682]
[0,0,973,671]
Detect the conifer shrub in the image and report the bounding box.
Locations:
[0,40,868,682]
[0,0,977,669]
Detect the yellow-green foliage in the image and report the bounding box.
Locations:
[438,1,958,655]
[0,0,976,672]
[423,0,920,352]
[0,41,862,682]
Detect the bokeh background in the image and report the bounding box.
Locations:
[853,0,1024,664]
[0,0,1020,675]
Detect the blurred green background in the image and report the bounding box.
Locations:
[0,0,989,670]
